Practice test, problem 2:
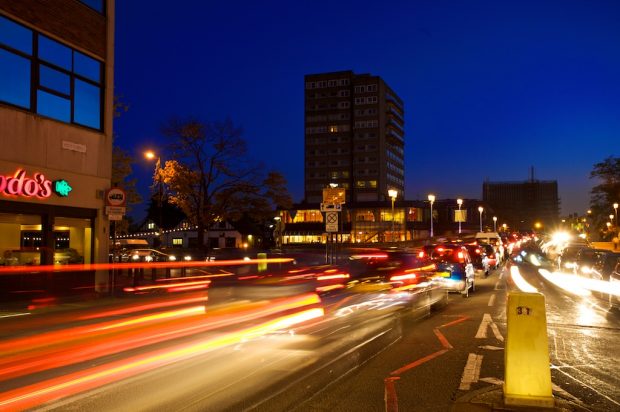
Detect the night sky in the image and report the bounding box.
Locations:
[114,0,620,221]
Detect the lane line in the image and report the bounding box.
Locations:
[384,377,400,412]
[390,349,449,376]
[487,294,496,307]
[475,313,504,341]
[459,353,483,390]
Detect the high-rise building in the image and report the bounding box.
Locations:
[482,178,560,230]
[0,0,114,265]
[304,70,404,204]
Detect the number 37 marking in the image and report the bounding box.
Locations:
[516,306,532,315]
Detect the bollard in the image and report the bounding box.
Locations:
[504,291,554,408]
[257,252,267,272]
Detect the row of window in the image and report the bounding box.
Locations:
[354,96,378,105]
[355,108,378,117]
[356,156,377,164]
[354,84,378,93]
[388,172,404,187]
[387,161,403,174]
[307,101,350,111]
[355,169,378,176]
[355,144,377,152]
[307,148,350,156]
[306,78,350,89]
[0,15,103,130]
[307,159,351,167]
[354,120,378,129]
[387,150,403,164]
[306,113,350,122]
[307,89,350,99]
[305,124,351,134]
[355,180,378,189]
[354,132,378,140]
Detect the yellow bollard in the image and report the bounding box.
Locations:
[504,291,554,408]
[257,252,267,272]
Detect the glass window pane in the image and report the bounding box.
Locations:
[74,51,101,82]
[74,79,101,129]
[37,90,70,122]
[78,0,104,13]
[0,15,32,54]
[38,35,71,70]
[0,49,31,108]
[39,65,70,95]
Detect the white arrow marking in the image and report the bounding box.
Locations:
[478,345,503,351]
[459,353,483,390]
[475,313,504,341]
[480,377,503,386]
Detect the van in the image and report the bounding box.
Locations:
[475,232,504,260]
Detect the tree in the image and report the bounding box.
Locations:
[158,117,292,249]
[589,156,620,240]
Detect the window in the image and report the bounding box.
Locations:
[0,16,104,130]
[147,222,155,229]
[172,238,183,246]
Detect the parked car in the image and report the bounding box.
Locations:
[423,244,475,297]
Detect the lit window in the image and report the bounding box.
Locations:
[172,238,183,246]
[147,222,155,229]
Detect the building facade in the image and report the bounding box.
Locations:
[304,71,405,204]
[482,179,560,230]
[0,0,114,266]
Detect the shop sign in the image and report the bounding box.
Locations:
[0,169,55,199]
[53,180,72,197]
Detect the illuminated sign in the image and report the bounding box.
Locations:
[54,180,72,197]
[0,169,53,199]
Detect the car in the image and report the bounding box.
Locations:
[557,245,589,271]
[53,248,84,264]
[475,232,504,261]
[347,249,448,310]
[573,248,611,276]
[127,248,178,262]
[609,258,620,309]
[477,243,498,270]
[464,244,490,277]
[423,244,475,297]
[582,250,620,281]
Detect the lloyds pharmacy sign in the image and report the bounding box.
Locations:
[0,169,72,200]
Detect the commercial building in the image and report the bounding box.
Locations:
[0,1,114,266]
[482,178,560,230]
[304,71,405,204]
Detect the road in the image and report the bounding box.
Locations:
[0,249,618,411]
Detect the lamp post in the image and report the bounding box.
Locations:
[493,216,497,232]
[478,206,484,232]
[145,150,164,247]
[388,189,398,242]
[457,198,463,234]
[610,214,615,227]
[428,194,436,238]
[614,203,618,226]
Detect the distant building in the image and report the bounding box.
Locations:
[482,178,560,231]
[304,70,405,204]
[0,1,114,265]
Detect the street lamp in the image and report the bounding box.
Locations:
[614,203,619,226]
[502,223,507,231]
[493,216,497,232]
[457,198,463,234]
[145,150,164,246]
[428,194,436,238]
[610,214,615,226]
[388,189,398,242]
[478,206,483,232]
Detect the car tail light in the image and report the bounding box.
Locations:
[418,251,425,258]
[390,273,417,282]
[457,251,464,260]
[436,247,445,252]
[475,248,481,254]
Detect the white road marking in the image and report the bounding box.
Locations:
[0,312,30,319]
[494,281,501,290]
[480,377,503,385]
[478,345,503,351]
[475,313,504,341]
[487,294,496,307]
[459,353,483,390]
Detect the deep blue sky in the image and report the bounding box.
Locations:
[114,0,620,220]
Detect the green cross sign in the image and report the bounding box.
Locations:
[54,180,72,197]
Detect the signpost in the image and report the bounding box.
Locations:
[105,188,126,221]
[323,187,345,263]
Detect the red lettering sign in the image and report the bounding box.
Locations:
[0,170,53,199]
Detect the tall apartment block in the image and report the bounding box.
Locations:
[0,0,114,266]
[304,71,405,204]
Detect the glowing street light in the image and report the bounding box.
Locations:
[502,223,507,231]
[478,206,483,232]
[493,216,497,232]
[614,203,619,226]
[388,189,398,242]
[457,198,463,234]
[428,194,436,238]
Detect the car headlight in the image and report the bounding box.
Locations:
[145,255,153,262]
[169,255,177,261]
[184,255,192,261]
[132,254,139,261]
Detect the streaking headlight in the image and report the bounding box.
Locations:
[552,231,570,244]
[184,255,192,261]
[169,255,177,261]
[132,254,139,261]
[581,266,591,274]
[243,257,251,261]
[145,255,153,262]
[564,262,575,269]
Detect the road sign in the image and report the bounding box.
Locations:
[322,187,345,205]
[325,211,339,232]
[105,188,126,207]
[321,203,342,212]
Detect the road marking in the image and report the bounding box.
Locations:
[0,312,30,319]
[478,345,503,351]
[487,294,496,307]
[475,313,504,341]
[459,353,483,390]
[480,377,503,385]
[499,270,504,280]
[384,377,400,412]
[494,281,501,290]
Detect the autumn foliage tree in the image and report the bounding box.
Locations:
[158,117,292,249]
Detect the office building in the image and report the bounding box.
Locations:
[0,0,114,266]
[304,70,405,204]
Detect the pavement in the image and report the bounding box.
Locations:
[452,385,593,412]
